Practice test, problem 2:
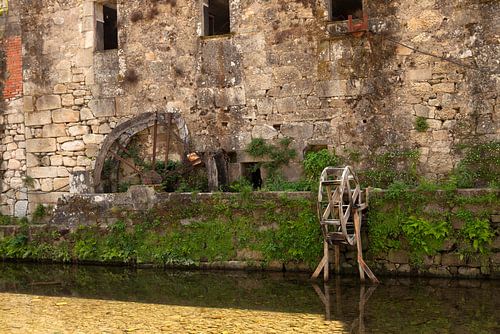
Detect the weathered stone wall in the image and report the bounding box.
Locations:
[1,187,499,278]
[0,0,498,215]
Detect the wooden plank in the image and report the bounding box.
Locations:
[323,240,329,281]
[311,254,327,279]
[354,209,366,282]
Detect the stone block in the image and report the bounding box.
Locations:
[458,267,480,277]
[414,105,429,117]
[388,250,409,264]
[28,192,65,206]
[7,159,21,170]
[88,99,115,117]
[14,149,25,160]
[7,113,24,124]
[406,68,432,81]
[53,84,67,94]
[53,178,70,191]
[432,130,449,141]
[434,108,456,120]
[275,97,298,113]
[82,134,105,145]
[25,111,52,126]
[63,157,77,167]
[50,155,63,166]
[61,140,85,152]
[61,94,74,106]
[42,124,67,138]
[14,201,28,217]
[40,179,53,192]
[256,98,274,115]
[26,138,57,153]
[26,153,39,168]
[441,253,464,267]
[432,83,455,93]
[98,123,112,134]
[36,95,62,111]
[77,156,92,166]
[280,123,313,139]
[80,108,94,120]
[68,125,90,136]
[252,125,278,140]
[215,86,246,107]
[28,167,59,178]
[23,96,34,112]
[272,66,301,84]
[316,80,348,97]
[52,109,80,123]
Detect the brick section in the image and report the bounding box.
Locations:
[2,36,23,99]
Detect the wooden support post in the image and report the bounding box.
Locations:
[323,240,329,281]
[151,112,158,167]
[311,240,330,280]
[165,113,172,163]
[354,209,366,282]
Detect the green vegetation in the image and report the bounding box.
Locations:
[367,185,498,265]
[452,142,499,188]
[0,194,322,267]
[303,149,342,182]
[360,149,420,188]
[246,137,297,177]
[402,217,451,264]
[456,209,495,256]
[415,116,429,132]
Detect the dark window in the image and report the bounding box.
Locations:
[204,0,230,36]
[96,4,118,51]
[330,0,363,21]
[103,5,118,49]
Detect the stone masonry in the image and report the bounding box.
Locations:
[0,0,499,216]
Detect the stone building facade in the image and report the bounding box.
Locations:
[0,0,499,216]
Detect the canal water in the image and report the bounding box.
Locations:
[0,263,498,333]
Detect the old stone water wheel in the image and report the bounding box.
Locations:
[93,112,190,193]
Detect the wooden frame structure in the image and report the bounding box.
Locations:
[311,166,379,283]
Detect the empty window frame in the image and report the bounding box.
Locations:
[330,0,363,21]
[203,0,230,36]
[96,3,118,50]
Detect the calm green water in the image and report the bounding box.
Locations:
[0,263,498,333]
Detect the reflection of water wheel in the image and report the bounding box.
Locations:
[312,166,379,283]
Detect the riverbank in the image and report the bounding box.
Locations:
[1,187,499,278]
[1,263,499,333]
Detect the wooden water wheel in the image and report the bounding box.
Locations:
[312,166,379,283]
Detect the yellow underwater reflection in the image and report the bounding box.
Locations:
[0,292,348,334]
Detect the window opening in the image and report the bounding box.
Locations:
[330,0,363,21]
[203,0,230,36]
[96,3,118,51]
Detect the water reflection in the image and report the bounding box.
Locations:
[1,263,499,333]
[313,280,376,333]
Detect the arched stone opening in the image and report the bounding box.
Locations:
[93,112,190,193]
